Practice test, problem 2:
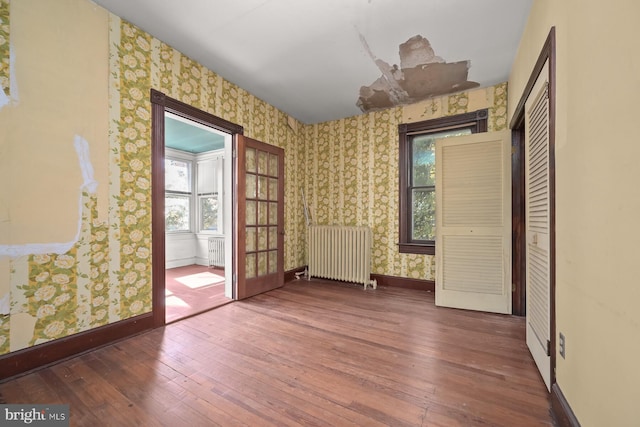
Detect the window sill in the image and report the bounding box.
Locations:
[398,243,435,255]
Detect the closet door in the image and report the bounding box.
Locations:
[525,60,551,391]
[435,130,511,314]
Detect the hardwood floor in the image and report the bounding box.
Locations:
[165,265,231,324]
[0,280,552,426]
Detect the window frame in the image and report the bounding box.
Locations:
[195,151,224,234]
[198,193,219,232]
[398,109,488,255]
[165,151,195,233]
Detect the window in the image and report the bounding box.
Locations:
[164,148,225,234]
[197,156,224,233]
[199,195,219,231]
[398,109,488,254]
[165,158,193,232]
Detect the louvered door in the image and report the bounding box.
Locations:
[435,130,511,314]
[525,60,551,390]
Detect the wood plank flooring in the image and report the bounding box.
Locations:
[0,280,553,426]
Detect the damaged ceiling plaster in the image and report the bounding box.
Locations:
[357,35,480,113]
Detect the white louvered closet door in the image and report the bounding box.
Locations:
[525,60,551,391]
[435,130,512,314]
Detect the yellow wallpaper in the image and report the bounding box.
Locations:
[113,20,154,318]
[304,83,508,281]
[111,17,308,317]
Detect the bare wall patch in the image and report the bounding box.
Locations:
[357,35,479,113]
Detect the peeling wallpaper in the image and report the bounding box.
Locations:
[0,0,507,358]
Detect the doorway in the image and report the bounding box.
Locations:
[164,112,232,323]
[150,89,244,327]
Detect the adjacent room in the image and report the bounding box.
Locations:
[163,112,233,323]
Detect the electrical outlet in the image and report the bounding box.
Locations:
[559,332,566,359]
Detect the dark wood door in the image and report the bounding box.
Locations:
[235,135,285,299]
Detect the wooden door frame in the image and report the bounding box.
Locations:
[150,89,244,327]
[510,28,556,384]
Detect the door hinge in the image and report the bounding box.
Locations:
[511,146,516,155]
[232,273,237,284]
[512,283,516,292]
[232,149,237,158]
[546,339,551,357]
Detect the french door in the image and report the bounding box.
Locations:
[234,135,285,299]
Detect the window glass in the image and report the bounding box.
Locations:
[411,135,436,187]
[165,194,190,231]
[165,157,192,232]
[165,159,191,192]
[411,188,436,241]
[200,196,218,231]
[409,129,471,242]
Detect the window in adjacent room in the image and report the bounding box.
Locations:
[165,157,193,232]
[197,156,224,232]
[398,109,488,254]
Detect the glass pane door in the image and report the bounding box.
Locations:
[236,135,284,299]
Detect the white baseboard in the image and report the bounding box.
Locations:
[166,257,196,269]
[195,257,209,267]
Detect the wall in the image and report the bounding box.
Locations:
[509,1,640,425]
[0,0,111,353]
[0,0,306,356]
[304,84,508,280]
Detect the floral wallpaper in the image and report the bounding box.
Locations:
[0,0,507,358]
[0,0,9,100]
[114,20,153,318]
[109,16,308,317]
[491,83,508,131]
[305,83,508,281]
[21,251,78,343]
[8,190,112,351]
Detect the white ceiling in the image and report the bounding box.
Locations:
[93,0,532,124]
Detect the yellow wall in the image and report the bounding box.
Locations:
[509,1,640,425]
[305,84,508,280]
[0,0,109,247]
